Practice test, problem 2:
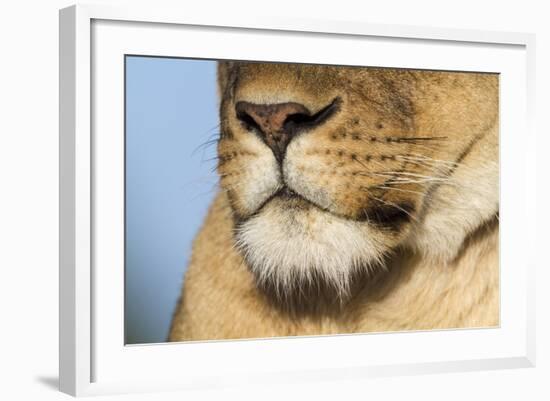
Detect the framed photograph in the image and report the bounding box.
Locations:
[59,4,536,396]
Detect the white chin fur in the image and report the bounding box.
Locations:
[234,200,386,297]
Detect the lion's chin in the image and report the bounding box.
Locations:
[234,198,388,302]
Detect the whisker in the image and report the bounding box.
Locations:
[368,195,419,223]
[387,178,453,184]
[373,185,496,215]
[187,182,222,202]
[191,132,221,157]
[373,185,426,196]
[392,136,447,142]
[376,171,450,180]
[397,155,460,168]
[192,138,218,157]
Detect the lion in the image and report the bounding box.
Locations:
[169,62,499,341]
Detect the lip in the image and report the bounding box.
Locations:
[250,185,313,217]
[268,185,328,213]
[265,185,414,229]
[276,186,300,199]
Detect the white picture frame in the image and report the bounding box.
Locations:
[59,3,536,397]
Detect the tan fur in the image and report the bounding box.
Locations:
[169,63,499,341]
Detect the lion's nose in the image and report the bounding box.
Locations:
[235,99,340,162]
[235,101,311,162]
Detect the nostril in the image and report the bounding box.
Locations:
[282,112,315,131]
[236,108,262,133]
[289,98,341,131]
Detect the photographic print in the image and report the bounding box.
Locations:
[125,56,499,345]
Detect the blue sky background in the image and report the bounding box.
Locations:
[125,56,218,344]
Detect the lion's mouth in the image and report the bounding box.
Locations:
[275,186,300,199]
[257,184,415,231]
[262,186,314,211]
